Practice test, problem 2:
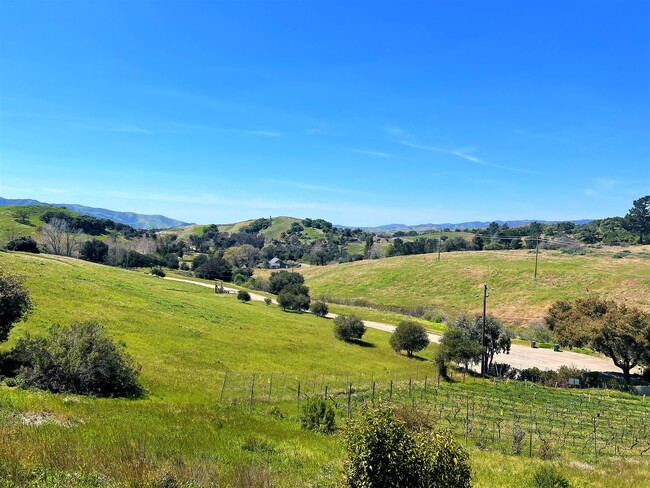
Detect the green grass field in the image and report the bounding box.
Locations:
[268,248,650,325]
[1,251,648,487]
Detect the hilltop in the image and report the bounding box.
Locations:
[254,247,650,325]
[0,197,192,229]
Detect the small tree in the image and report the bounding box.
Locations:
[625,195,650,244]
[80,238,109,263]
[0,271,33,343]
[310,300,329,317]
[13,208,30,225]
[194,256,233,281]
[390,320,429,357]
[333,315,366,341]
[237,290,251,303]
[277,286,310,311]
[269,270,305,294]
[264,297,272,306]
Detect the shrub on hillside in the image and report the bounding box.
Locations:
[80,238,109,263]
[5,236,39,253]
[264,297,272,306]
[11,321,143,398]
[300,398,335,434]
[268,270,305,295]
[0,271,33,344]
[333,315,366,341]
[310,300,329,317]
[237,290,251,303]
[531,465,570,488]
[343,405,471,488]
[277,283,310,311]
[150,267,166,277]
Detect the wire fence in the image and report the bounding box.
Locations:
[217,371,650,461]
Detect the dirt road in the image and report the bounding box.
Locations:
[163,276,625,374]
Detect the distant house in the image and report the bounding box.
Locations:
[268,257,288,269]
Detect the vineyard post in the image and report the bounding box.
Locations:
[219,371,228,402]
[347,383,352,418]
[593,414,599,463]
[465,393,470,446]
[297,382,301,411]
[324,385,328,400]
[372,381,376,406]
[249,374,255,411]
[409,377,412,397]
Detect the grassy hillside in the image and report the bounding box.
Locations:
[0,205,77,244]
[256,247,650,324]
[1,251,648,486]
[167,216,327,244]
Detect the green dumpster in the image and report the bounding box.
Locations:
[553,344,560,352]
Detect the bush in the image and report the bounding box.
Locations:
[333,315,366,341]
[5,236,39,253]
[0,270,33,343]
[264,297,272,306]
[150,267,166,277]
[268,270,305,294]
[310,300,329,317]
[300,398,335,433]
[237,290,251,303]
[343,405,471,488]
[80,239,108,263]
[277,284,310,311]
[233,273,247,286]
[12,321,143,397]
[192,253,208,270]
[389,320,430,357]
[531,465,570,488]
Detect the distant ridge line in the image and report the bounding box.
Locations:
[0,197,194,229]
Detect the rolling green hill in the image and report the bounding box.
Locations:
[1,251,648,486]
[0,205,78,244]
[256,247,650,324]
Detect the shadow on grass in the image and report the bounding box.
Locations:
[346,339,375,348]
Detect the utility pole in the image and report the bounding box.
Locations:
[534,239,540,280]
[481,284,489,377]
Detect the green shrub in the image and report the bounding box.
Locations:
[300,398,335,433]
[5,236,39,253]
[264,297,272,306]
[333,315,366,341]
[12,321,143,398]
[310,300,329,317]
[233,273,247,286]
[531,465,570,488]
[151,267,166,277]
[242,436,276,454]
[277,284,310,311]
[4,377,17,387]
[343,405,471,488]
[237,290,251,303]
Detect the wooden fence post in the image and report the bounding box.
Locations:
[219,371,228,402]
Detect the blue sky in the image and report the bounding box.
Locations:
[1,1,648,226]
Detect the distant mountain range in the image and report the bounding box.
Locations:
[0,197,193,229]
[354,219,594,233]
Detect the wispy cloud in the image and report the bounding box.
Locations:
[169,122,283,137]
[264,179,373,195]
[400,141,539,175]
[349,149,394,158]
[78,123,154,134]
[383,125,412,139]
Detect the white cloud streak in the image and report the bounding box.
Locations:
[400,141,540,175]
[349,149,394,158]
